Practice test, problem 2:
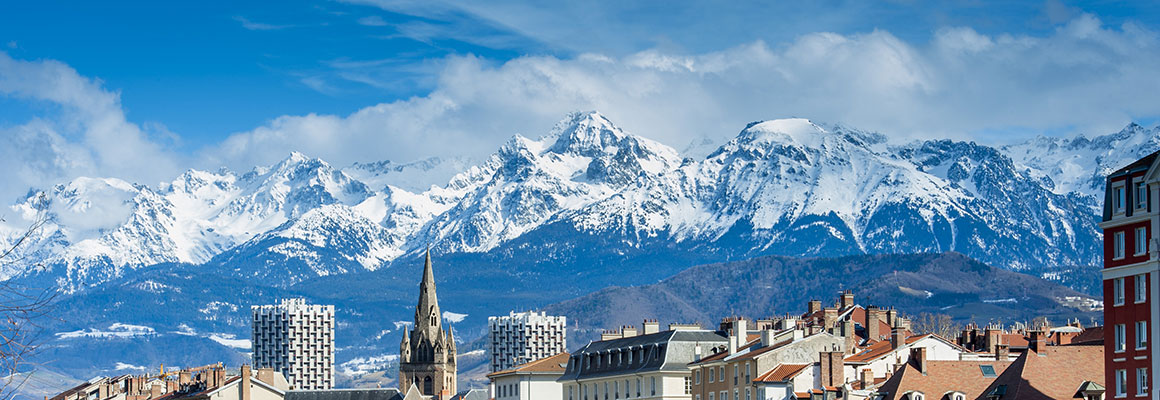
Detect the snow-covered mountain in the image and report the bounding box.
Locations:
[3,111,1156,293]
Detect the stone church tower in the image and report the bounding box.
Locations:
[399,250,457,399]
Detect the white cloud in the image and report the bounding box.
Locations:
[0,52,181,206]
[357,15,388,26]
[208,14,1160,172]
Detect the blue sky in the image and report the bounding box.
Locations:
[2,0,1160,201]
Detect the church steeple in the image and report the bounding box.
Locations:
[415,247,442,340]
[399,247,457,400]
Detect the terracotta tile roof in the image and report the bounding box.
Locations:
[1070,326,1104,345]
[753,364,810,383]
[980,344,1104,400]
[793,392,810,399]
[876,359,1013,400]
[850,377,889,390]
[487,352,570,378]
[845,334,929,363]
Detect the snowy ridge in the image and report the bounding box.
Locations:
[2,112,1156,291]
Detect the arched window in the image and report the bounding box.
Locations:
[423,376,433,394]
[902,391,925,400]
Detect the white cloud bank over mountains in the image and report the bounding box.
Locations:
[2,13,1159,207]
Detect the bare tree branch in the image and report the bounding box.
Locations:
[0,192,56,400]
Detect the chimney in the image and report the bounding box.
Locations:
[867,306,882,341]
[819,346,844,387]
[734,318,748,346]
[841,319,857,353]
[643,319,660,334]
[860,369,874,388]
[822,308,839,331]
[601,330,619,341]
[996,344,1010,360]
[809,300,822,315]
[1029,330,1047,354]
[241,364,252,400]
[887,308,899,327]
[984,324,1001,353]
[694,344,703,362]
[622,325,639,338]
[891,326,905,349]
[179,370,191,386]
[150,383,162,398]
[840,290,855,310]
[257,368,276,386]
[761,329,777,347]
[910,347,928,375]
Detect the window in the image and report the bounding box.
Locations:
[1116,185,1127,212]
[685,377,692,395]
[614,381,619,399]
[1116,324,1127,352]
[745,362,751,382]
[636,378,641,397]
[1115,278,1126,305]
[1116,232,1127,259]
[696,369,702,384]
[1137,274,1149,303]
[624,379,629,398]
[733,389,738,400]
[569,386,575,400]
[1138,368,1149,396]
[1137,321,1148,349]
[719,391,726,400]
[719,366,724,383]
[1136,228,1148,256]
[651,377,656,396]
[746,388,751,400]
[709,366,715,382]
[1136,182,1147,209]
[709,393,715,400]
[733,364,738,385]
[1116,369,1127,397]
[980,365,997,378]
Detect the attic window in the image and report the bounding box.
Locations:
[979,365,996,378]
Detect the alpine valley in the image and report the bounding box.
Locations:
[4,112,1158,395]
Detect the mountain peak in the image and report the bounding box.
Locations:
[547,111,628,156]
[739,118,828,147]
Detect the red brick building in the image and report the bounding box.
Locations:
[1101,150,1159,399]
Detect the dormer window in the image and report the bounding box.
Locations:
[1115,184,1127,213]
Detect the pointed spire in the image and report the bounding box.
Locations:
[414,245,442,341]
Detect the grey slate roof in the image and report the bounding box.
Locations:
[558,330,728,381]
[285,389,403,400]
[449,389,488,400]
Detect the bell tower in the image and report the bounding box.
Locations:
[398,249,457,399]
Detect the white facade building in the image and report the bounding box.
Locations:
[252,298,335,390]
[488,311,567,373]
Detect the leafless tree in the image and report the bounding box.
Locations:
[911,312,961,339]
[0,192,56,400]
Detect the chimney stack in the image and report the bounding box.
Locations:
[809,300,823,315]
[819,345,845,387]
[891,326,905,349]
[840,290,855,310]
[622,325,639,338]
[823,308,839,332]
[910,347,928,375]
[887,308,899,328]
[841,319,857,353]
[860,369,874,388]
[867,306,882,341]
[1028,330,1047,354]
[996,343,1010,360]
[241,364,252,400]
[643,319,660,335]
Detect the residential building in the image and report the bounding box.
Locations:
[689,318,846,400]
[980,342,1105,400]
[558,320,729,400]
[50,365,290,400]
[1101,150,1159,399]
[488,352,570,400]
[252,298,336,390]
[873,347,1013,400]
[488,311,567,373]
[842,330,965,396]
[398,250,458,400]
